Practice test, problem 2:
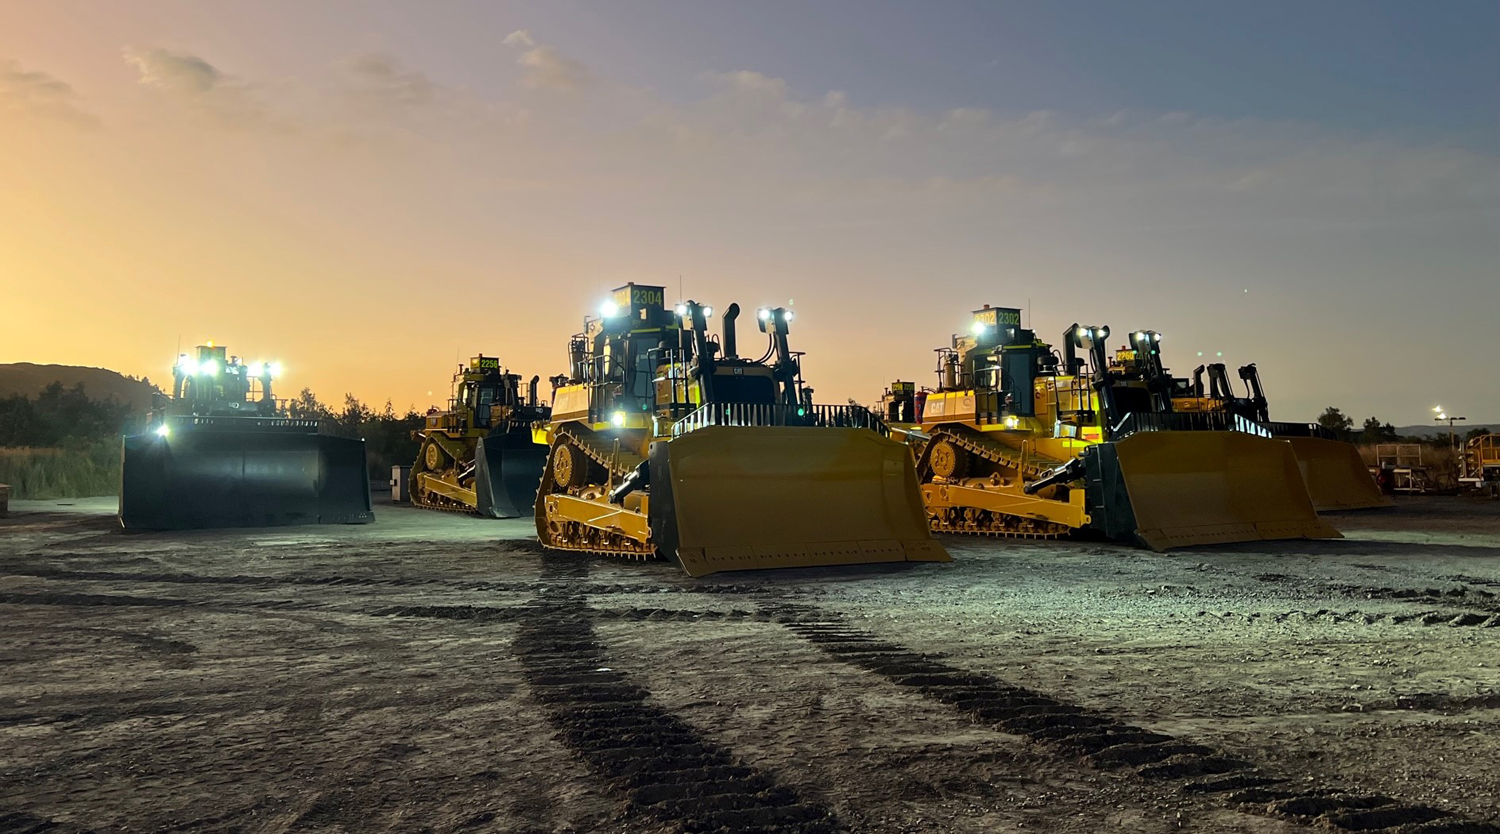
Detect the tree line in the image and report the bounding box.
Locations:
[1315,406,1490,446]
[0,382,140,448]
[0,383,423,480]
[284,388,424,478]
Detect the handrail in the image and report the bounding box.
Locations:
[1110,411,1271,439]
[1260,421,1338,440]
[670,402,886,437]
[159,414,332,434]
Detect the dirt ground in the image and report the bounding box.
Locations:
[1,496,1497,834]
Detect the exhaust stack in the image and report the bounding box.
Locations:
[721,303,740,359]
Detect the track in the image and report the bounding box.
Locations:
[513,559,840,833]
[917,426,1075,539]
[534,427,658,560]
[767,603,1499,834]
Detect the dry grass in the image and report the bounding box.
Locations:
[0,444,119,499]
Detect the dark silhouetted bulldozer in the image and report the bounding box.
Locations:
[119,343,373,530]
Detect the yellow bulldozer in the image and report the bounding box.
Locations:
[410,356,550,517]
[1145,342,1389,511]
[879,305,1338,550]
[533,283,949,577]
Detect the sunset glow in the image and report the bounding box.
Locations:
[2,2,1495,423]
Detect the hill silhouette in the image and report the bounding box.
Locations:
[1393,423,1499,439]
[0,363,159,413]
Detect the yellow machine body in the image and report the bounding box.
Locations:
[1281,436,1392,511]
[535,286,949,576]
[410,355,548,517]
[884,308,1336,549]
[649,426,943,576]
[1163,357,1389,512]
[1111,431,1340,549]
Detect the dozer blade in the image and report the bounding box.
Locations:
[119,430,374,530]
[1088,431,1340,551]
[1283,436,1391,512]
[474,434,548,519]
[647,426,950,577]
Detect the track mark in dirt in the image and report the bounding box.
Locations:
[1341,584,1500,610]
[1443,574,1500,590]
[0,808,93,833]
[1250,574,1500,617]
[514,560,840,833]
[1193,609,1500,628]
[0,591,190,609]
[379,603,773,624]
[768,604,1486,833]
[1391,692,1500,713]
[0,562,794,601]
[70,627,198,655]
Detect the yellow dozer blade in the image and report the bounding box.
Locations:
[1283,436,1391,511]
[1103,431,1341,550]
[649,426,950,577]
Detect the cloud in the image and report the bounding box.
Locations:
[503,30,591,91]
[712,70,786,97]
[102,40,1498,222]
[0,58,99,128]
[122,47,288,131]
[123,47,222,93]
[337,52,436,107]
[502,30,535,48]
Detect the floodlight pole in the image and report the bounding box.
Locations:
[1435,414,1467,451]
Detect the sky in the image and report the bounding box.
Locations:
[1,1,1496,424]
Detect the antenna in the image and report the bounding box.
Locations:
[1026,299,1031,329]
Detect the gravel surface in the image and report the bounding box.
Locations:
[1,495,1497,833]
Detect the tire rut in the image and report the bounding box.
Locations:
[380,603,774,624]
[767,603,1496,834]
[516,560,840,833]
[0,562,794,599]
[0,809,96,834]
[1253,574,1500,618]
[1193,609,1500,628]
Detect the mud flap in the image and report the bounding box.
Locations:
[1283,437,1391,512]
[1092,431,1339,550]
[119,430,374,530]
[475,434,548,519]
[647,426,950,577]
